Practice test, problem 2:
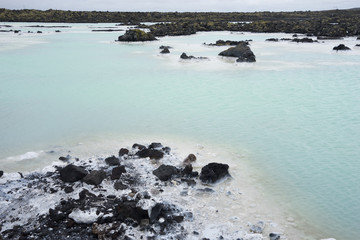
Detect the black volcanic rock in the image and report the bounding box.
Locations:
[160,47,170,54]
[199,162,230,184]
[105,156,120,166]
[153,164,179,181]
[83,170,107,185]
[111,166,126,180]
[333,44,351,51]
[118,29,157,42]
[136,148,164,159]
[132,143,146,150]
[291,37,317,43]
[0,170,3,178]
[219,42,256,62]
[119,148,129,156]
[266,38,279,42]
[59,164,88,183]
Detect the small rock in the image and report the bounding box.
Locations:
[111,166,126,180]
[119,148,129,156]
[160,47,170,54]
[173,215,184,223]
[183,154,196,165]
[153,164,179,181]
[59,164,88,182]
[0,170,3,178]
[148,142,163,149]
[83,170,107,185]
[64,186,74,193]
[59,155,71,162]
[333,44,351,51]
[269,233,281,240]
[132,143,146,150]
[105,156,120,166]
[149,203,163,223]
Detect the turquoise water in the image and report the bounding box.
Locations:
[1,23,360,239]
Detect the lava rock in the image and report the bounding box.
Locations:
[148,142,163,149]
[105,156,120,166]
[115,201,149,223]
[119,148,129,156]
[153,164,179,181]
[0,170,3,178]
[111,166,127,180]
[159,45,172,49]
[333,44,351,51]
[59,155,71,162]
[149,203,163,223]
[83,170,107,185]
[136,148,164,159]
[49,208,66,221]
[118,29,157,42]
[269,233,281,240]
[180,52,194,59]
[132,143,146,150]
[219,42,256,62]
[59,164,88,182]
[266,38,279,42]
[64,186,74,193]
[199,162,230,184]
[160,47,170,54]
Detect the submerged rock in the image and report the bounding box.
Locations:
[180,52,208,60]
[59,164,88,182]
[199,162,230,184]
[333,44,351,51]
[83,170,107,185]
[117,29,157,42]
[153,164,179,181]
[219,42,256,62]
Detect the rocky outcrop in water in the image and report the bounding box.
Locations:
[180,52,208,60]
[205,40,250,46]
[333,44,351,51]
[291,37,317,43]
[160,47,170,54]
[117,29,157,42]
[219,42,256,62]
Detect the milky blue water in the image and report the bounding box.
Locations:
[1,23,360,239]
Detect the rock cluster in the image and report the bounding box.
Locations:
[180,52,208,60]
[0,142,232,240]
[205,40,251,46]
[117,29,157,42]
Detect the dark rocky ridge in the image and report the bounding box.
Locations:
[117,29,157,42]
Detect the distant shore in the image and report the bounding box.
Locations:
[1,8,360,37]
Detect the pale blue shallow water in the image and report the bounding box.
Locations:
[1,23,360,239]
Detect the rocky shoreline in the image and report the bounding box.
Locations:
[0,142,287,240]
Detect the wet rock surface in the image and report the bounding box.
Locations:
[199,162,231,184]
[117,29,157,42]
[333,44,351,51]
[219,42,256,62]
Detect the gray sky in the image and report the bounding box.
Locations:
[0,0,358,12]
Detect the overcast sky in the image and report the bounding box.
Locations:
[1,0,359,12]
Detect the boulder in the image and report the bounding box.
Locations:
[119,148,129,156]
[160,47,170,54]
[111,166,126,180]
[117,29,157,42]
[83,170,107,185]
[136,148,164,159]
[132,143,146,150]
[199,162,230,184]
[115,201,149,223]
[59,164,88,182]
[148,142,163,149]
[333,44,351,51]
[105,156,120,166]
[219,42,256,62]
[0,170,3,178]
[153,164,179,181]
